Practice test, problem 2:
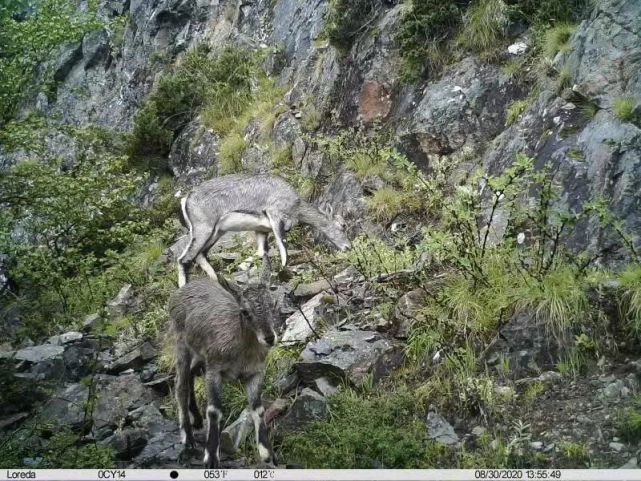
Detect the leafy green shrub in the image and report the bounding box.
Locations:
[325,0,379,52]
[367,187,419,223]
[506,99,529,126]
[613,96,637,123]
[458,0,510,54]
[0,0,101,124]
[0,140,178,339]
[396,0,467,81]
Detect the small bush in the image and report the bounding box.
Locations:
[278,385,437,468]
[367,187,406,223]
[342,235,417,278]
[396,0,465,81]
[129,46,258,160]
[325,0,379,52]
[506,99,529,126]
[458,0,510,54]
[613,96,637,122]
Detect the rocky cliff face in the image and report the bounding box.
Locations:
[6,0,639,255]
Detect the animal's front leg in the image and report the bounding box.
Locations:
[204,369,224,468]
[264,211,287,268]
[245,372,277,465]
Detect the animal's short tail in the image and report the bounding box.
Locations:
[178,193,195,263]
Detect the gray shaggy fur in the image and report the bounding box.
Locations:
[169,259,278,468]
[175,173,351,286]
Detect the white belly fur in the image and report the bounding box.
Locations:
[217,211,272,233]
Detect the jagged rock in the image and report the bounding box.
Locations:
[40,383,90,429]
[11,344,66,380]
[106,341,157,374]
[620,457,638,468]
[280,292,328,345]
[107,284,143,319]
[426,411,459,445]
[273,371,299,396]
[63,345,97,381]
[132,431,183,468]
[471,426,487,437]
[82,29,110,70]
[609,442,625,452]
[598,379,631,402]
[92,374,156,434]
[278,388,328,431]
[400,57,518,165]
[507,42,528,55]
[142,374,172,394]
[48,331,83,345]
[296,329,404,385]
[293,279,331,298]
[168,118,219,185]
[318,172,373,239]
[14,344,65,363]
[488,311,559,377]
[220,409,253,455]
[0,412,29,431]
[53,41,83,82]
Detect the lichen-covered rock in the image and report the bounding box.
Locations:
[40,383,90,429]
[168,118,219,185]
[400,58,519,164]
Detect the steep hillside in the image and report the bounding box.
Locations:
[1,0,641,469]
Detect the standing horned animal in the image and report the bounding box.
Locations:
[175,174,351,287]
[168,257,278,468]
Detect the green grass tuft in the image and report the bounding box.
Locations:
[617,265,641,337]
[612,97,637,122]
[458,0,510,54]
[542,23,576,59]
[219,132,248,174]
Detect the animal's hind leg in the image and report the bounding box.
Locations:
[195,253,218,282]
[255,232,268,258]
[175,342,195,448]
[245,372,277,465]
[265,210,288,268]
[188,360,203,430]
[177,225,212,284]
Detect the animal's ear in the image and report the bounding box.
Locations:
[217,274,242,303]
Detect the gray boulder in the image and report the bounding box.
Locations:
[40,383,90,429]
[296,328,404,385]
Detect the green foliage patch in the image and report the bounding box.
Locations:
[0,0,101,124]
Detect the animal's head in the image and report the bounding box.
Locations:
[319,202,351,252]
[217,259,278,347]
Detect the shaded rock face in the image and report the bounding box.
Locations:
[168,118,219,186]
[296,328,404,386]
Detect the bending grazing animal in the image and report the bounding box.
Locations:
[175,174,351,287]
[168,257,278,468]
